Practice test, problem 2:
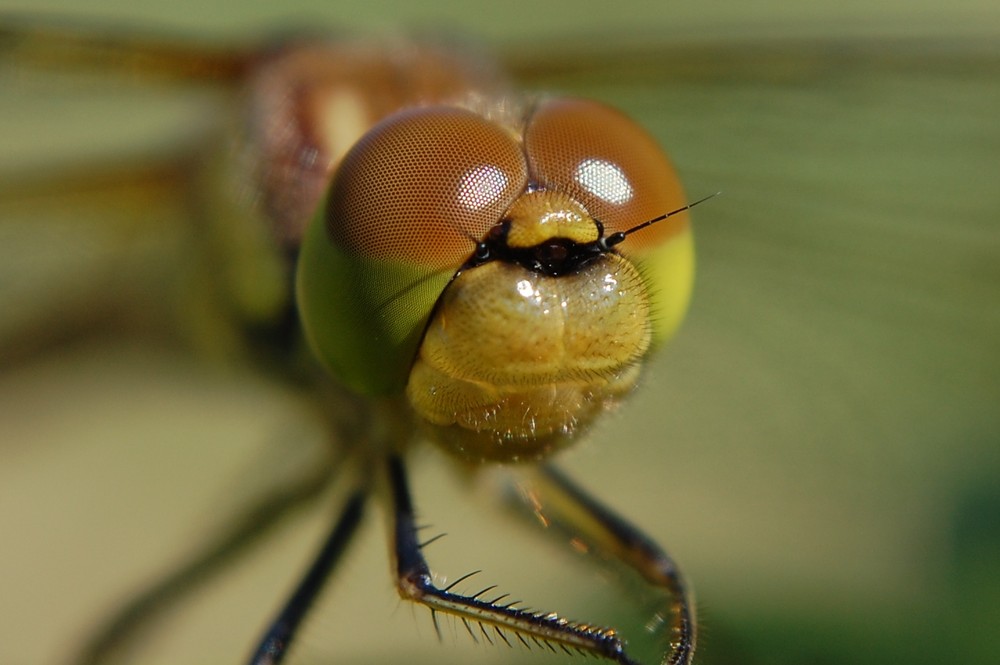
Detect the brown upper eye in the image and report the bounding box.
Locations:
[524,98,689,253]
[326,106,528,269]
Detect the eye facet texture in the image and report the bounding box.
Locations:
[298,106,528,395]
[326,106,527,267]
[525,98,689,253]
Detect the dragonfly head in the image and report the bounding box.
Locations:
[296,98,696,462]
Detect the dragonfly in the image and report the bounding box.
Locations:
[2,8,1000,665]
[2,14,705,665]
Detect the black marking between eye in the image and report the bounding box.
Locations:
[462,219,612,277]
[460,192,718,278]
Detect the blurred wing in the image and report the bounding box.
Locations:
[0,19,253,363]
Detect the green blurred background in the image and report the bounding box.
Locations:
[1,1,998,664]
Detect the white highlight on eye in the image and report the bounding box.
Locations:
[574,158,633,204]
[458,164,509,211]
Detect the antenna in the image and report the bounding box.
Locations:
[602,192,720,249]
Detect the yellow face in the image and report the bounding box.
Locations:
[297,97,694,462]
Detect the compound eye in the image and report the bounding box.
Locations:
[298,106,529,396]
[524,98,688,253]
[326,106,528,269]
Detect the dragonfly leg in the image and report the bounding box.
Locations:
[72,452,332,665]
[386,453,641,665]
[516,464,697,665]
[246,486,368,665]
